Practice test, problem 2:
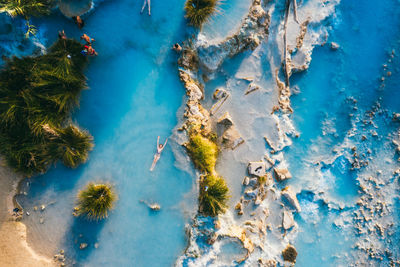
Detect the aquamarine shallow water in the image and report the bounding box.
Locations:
[20,0,198,266]
[6,0,400,266]
[287,0,400,265]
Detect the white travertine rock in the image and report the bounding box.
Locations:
[248,161,266,177]
[281,187,301,212]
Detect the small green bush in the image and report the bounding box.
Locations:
[186,133,218,174]
[77,183,117,221]
[199,175,229,216]
[0,0,53,18]
[184,0,219,28]
[0,38,93,176]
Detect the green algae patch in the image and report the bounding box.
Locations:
[199,174,229,217]
[76,183,117,221]
[0,38,93,176]
[186,133,218,174]
[184,0,219,28]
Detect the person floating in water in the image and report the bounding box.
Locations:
[58,30,67,40]
[80,34,95,45]
[81,45,98,56]
[140,0,151,16]
[73,16,84,29]
[150,136,168,171]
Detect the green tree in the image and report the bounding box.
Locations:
[184,0,219,28]
[0,0,53,18]
[76,183,117,221]
[0,38,93,176]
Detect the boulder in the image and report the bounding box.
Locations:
[235,202,243,216]
[258,259,277,267]
[242,177,250,186]
[79,243,88,250]
[330,42,340,50]
[248,178,258,186]
[149,204,161,211]
[217,112,233,127]
[245,189,257,199]
[213,88,227,99]
[282,210,295,230]
[273,168,292,182]
[248,161,266,177]
[282,244,297,263]
[281,187,301,212]
[222,126,244,149]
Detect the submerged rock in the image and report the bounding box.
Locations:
[281,187,301,212]
[149,204,161,211]
[282,244,297,263]
[213,88,228,99]
[248,161,266,177]
[245,189,257,199]
[79,243,88,250]
[258,258,277,267]
[273,168,292,182]
[330,42,340,50]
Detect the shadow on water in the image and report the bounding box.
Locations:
[62,216,106,266]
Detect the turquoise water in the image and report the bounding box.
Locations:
[19,0,198,266]
[287,0,400,265]
[5,0,400,266]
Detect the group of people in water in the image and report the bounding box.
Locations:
[58,14,98,57]
[80,33,97,56]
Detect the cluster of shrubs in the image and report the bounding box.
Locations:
[186,132,229,217]
[0,38,93,176]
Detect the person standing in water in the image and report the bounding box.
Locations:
[72,16,84,29]
[140,0,151,16]
[150,136,168,171]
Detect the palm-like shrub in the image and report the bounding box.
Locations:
[186,133,218,174]
[0,38,93,176]
[199,175,229,216]
[184,0,219,28]
[50,125,93,168]
[77,183,117,221]
[0,0,53,18]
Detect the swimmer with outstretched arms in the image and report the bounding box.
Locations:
[150,136,168,171]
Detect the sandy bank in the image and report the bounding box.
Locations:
[0,161,55,267]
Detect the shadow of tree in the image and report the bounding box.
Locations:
[62,216,106,266]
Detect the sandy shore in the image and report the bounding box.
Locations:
[0,161,55,267]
